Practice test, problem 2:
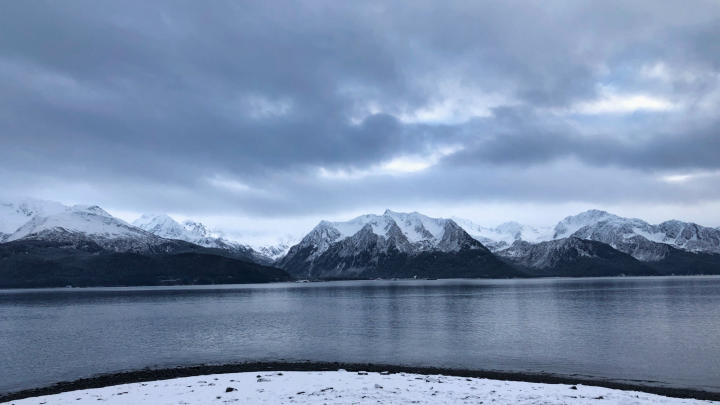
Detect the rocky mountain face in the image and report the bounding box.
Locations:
[496,237,655,277]
[555,211,720,274]
[655,220,720,254]
[552,210,720,258]
[0,238,291,288]
[278,210,519,280]
[255,241,293,261]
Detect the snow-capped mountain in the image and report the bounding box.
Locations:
[256,243,291,261]
[252,238,297,261]
[133,214,270,263]
[453,209,720,262]
[552,209,620,239]
[557,210,720,261]
[3,204,185,253]
[3,198,719,282]
[452,218,552,251]
[279,210,516,279]
[655,220,720,254]
[132,214,190,240]
[0,199,66,241]
[496,237,653,276]
[133,214,230,249]
[444,209,720,275]
[0,200,292,287]
[293,209,480,258]
[0,199,274,263]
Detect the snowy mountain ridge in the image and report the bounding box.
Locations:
[495,237,654,276]
[2,198,719,265]
[452,217,552,251]
[0,199,67,239]
[0,199,276,262]
[132,214,273,262]
[251,237,297,261]
[0,200,256,257]
[132,214,230,247]
[2,203,183,253]
[278,210,505,279]
[293,209,475,260]
[555,210,720,260]
[450,209,720,260]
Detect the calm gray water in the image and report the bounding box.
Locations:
[1,276,720,394]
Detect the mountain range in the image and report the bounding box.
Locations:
[0,200,290,288]
[131,213,271,264]
[277,210,519,279]
[1,198,718,287]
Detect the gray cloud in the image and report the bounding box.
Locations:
[1,0,719,226]
[449,107,720,170]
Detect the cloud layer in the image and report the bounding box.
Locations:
[1,0,720,234]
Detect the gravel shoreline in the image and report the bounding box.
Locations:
[1,362,719,403]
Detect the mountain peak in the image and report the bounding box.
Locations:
[182,220,212,238]
[5,203,160,252]
[0,199,68,234]
[133,214,187,239]
[72,205,112,217]
[134,214,216,241]
[553,209,620,239]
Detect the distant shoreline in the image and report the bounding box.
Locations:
[3,273,720,290]
[2,361,719,403]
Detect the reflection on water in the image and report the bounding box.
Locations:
[1,276,719,393]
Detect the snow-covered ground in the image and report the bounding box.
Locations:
[2,370,714,405]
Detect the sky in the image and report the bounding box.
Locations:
[1,1,720,244]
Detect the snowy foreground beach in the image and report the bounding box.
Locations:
[2,370,716,405]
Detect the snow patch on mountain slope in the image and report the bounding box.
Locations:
[384,209,447,243]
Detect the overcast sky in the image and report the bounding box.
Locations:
[2,1,720,243]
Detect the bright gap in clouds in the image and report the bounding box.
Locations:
[661,170,720,184]
[207,176,264,194]
[569,86,676,115]
[346,78,513,126]
[319,145,463,179]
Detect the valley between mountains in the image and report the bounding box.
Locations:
[1,200,719,287]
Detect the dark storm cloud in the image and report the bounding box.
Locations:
[1,0,719,216]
